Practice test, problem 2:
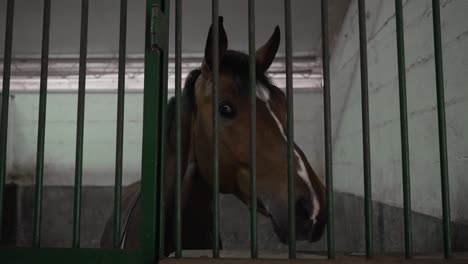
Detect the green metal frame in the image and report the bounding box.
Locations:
[248,0,258,259]
[394,0,413,259]
[211,0,221,259]
[0,0,459,262]
[0,0,169,262]
[357,0,373,258]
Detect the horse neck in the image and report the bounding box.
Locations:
[162,98,218,254]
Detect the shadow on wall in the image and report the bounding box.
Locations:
[1,184,467,254]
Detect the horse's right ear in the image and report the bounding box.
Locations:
[256,26,280,73]
[202,16,228,75]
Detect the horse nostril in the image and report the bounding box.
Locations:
[296,197,312,219]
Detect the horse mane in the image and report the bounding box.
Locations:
[166,68,201,135]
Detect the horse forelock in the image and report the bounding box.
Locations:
[179,50,283,109]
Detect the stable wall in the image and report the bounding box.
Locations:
[3,89,324,186]
[330,0,467,225]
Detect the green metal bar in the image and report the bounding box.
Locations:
[113,0,128,249]
[211,0,220,258]
[174,0,182,258]
[158,35,169,261]
[0,247,142,264]
[141,0,162,261]
[284,0,295,259]
[0,0,14,237]
[394,0,413,258]
[357,0,373,257]
[33,0,51,247]
[72,0,89,248]
[431,0,451,258]
[248,0,257,259]
[321,0,334,259]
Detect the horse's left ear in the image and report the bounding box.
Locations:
[202,16,228,75]
[256,26,280,73]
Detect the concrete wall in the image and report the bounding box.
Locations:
[2,89,328,252]
[330,0,467,225]
[4,89,324,186]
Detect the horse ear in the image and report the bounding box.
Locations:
[202,16,228,74]
[256,26,280,73]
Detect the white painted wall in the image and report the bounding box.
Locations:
[330,0,468,223]
[5,89,325,188]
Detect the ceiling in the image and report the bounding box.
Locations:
[0,0,350,57]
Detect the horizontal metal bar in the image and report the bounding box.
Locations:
[0,247,141,264]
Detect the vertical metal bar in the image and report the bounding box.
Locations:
[174,0,182,258]
[72,0,89,248]
[357,0,373,257]
[431,0,451,258]
[158,31,169,261]
[211,0,220,258]
[284,0,295,259]
[321,0,334,259]
[156,2,171,258]
[0,0,15,236]
[248,0,257,259]
[113,0,128,249]
[33,0,51,248]
[394,0,413,258]
[141,0,162,261]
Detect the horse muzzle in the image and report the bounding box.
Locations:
[267,196,326,244]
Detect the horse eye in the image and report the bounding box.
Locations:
[219,102,236,119]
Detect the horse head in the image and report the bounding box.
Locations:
[186,17,327,244]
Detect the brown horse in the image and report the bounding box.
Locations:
[101,17,326,256]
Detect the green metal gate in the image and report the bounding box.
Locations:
[0,0,466,263]
[0,0,167,263]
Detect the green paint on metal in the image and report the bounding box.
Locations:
[33,0,51,247]
[113,0,128,249]
[174,0,183,258]
[151,4,161,52]
[284,0,296,259]
[158,46,170,260]
[141,0,164,261]
[248,0,257,259]
[0,248,142,264]
[0,0,14,237]
[357,0,373,258]
[72,0,89,248]
[211,0,220,258]
[321,0,334,259]
[157,0,170,258]
[431,0,451,259]
[394,0,413,258]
